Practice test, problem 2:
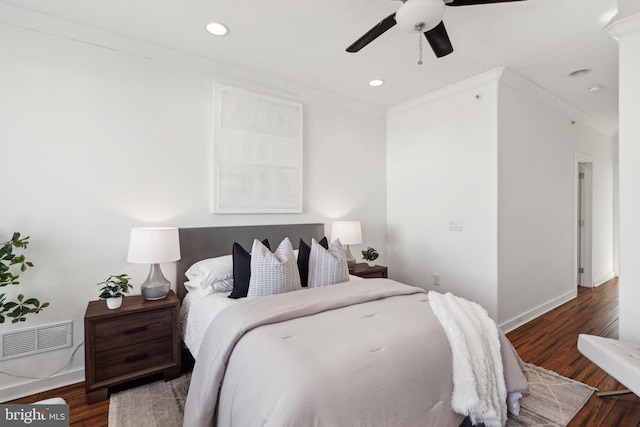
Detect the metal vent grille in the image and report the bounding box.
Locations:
[3,329,36,358]
[1,321,72,360]
[38,323,70,350]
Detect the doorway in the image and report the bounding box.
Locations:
[576,155,593,287]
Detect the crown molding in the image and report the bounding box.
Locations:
[387,66,616,137]
[606,12,640,40]
[498,68,617,137]
[0,3,385,117]
[387,68,503,117]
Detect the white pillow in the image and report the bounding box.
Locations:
[308,238,349,288]
[247,238,301,299]
[184,255,234,297]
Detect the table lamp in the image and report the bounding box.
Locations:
[331,220,362,269]
[127,227,181,300]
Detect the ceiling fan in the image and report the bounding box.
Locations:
[346,0,527,60]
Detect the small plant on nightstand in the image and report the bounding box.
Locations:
[97,274,133,309]
[361,247,379,267]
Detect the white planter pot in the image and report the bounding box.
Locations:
[367,261,376,267]
[106,297,123,310]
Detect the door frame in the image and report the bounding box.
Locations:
[574,152,593,287]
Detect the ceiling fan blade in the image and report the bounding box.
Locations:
[424,21,453,58]
[346,13,397,53]
[446,0,526,6]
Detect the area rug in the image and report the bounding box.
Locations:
[108,364,594,427]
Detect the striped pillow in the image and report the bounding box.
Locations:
[308,238,349,288]
[247,238,301,299]
[297,237,328,287]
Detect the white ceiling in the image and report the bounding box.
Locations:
[2,0,619,131]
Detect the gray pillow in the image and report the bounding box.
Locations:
[308,238,349,288]
[247,238,301,299]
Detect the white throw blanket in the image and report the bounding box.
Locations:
[428,291,507,427]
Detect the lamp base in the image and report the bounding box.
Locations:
[345,245,356,270]
[141,263,171,300]
[143,291,168,301]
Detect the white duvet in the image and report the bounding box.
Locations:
[183,279,529,427]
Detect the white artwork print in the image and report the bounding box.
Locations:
[212,85,303,213]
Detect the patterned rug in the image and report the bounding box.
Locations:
[108,364,594,427]
[461,364,595,427]
[108,373,190,427]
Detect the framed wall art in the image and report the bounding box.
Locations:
[212,84,303,214]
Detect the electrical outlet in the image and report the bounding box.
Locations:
[433,273,440,286]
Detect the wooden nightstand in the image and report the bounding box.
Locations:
[84,291,181,404]
[351,263,388,279]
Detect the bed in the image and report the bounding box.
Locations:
[177,224,529,427]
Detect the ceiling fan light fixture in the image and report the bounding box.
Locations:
[368,79,385,87]
[206,22,229,36]
[395,0,445,33]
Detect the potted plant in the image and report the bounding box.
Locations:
[1,232,49,324]
[97,274,133,309]
[361,247,379,267]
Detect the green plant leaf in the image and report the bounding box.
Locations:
[1,232,47,323]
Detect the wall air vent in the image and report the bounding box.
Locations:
[1,321,72,361]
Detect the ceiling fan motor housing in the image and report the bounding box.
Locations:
[395,0,445,32]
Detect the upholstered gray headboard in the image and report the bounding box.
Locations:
[176,223,325,300]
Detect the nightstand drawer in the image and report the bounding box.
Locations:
[94,309,172,351]
[94,337,173,382]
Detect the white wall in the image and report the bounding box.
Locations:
[497,70,615,327]
[608,6,640,342]
[0,22,386,400]
[387,71,500,318]
[387,68,614,329]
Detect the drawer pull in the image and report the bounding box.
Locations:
[124,326,148,335]
[124,353,148,363]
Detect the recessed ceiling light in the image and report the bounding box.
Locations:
[206,22,229,36]
[568,68,592,78]
[588,84,604,92]
[369,79,384,87]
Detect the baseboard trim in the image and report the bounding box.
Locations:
[499,289,577,333]
[0,369,84,403]
[592,272,616,287]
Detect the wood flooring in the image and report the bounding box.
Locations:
[7,278,639,426]
[507,278,640,427]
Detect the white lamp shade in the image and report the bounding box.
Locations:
[127,227,181,264]
[331,221,363,245]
